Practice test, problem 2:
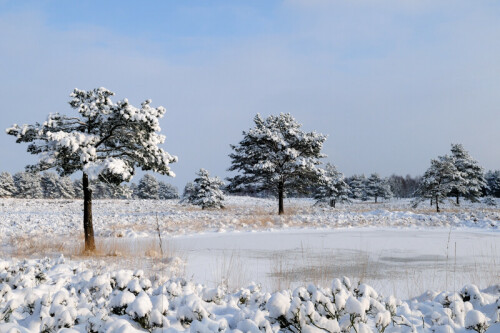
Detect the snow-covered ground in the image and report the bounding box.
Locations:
[0,197,498,240]
[0,197,499,332]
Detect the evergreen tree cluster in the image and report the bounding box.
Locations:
[0,171,178,200]
[345,173,393,203]
[414,144,487,212]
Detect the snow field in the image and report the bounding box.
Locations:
[0,197,498,243]
[0,256,499,332]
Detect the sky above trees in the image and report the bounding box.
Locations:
[1,0,499,188]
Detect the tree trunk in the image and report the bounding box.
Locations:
[435,195,440,213]
[278,181,284,215]
[333,199,336,208]
[83,173,95,252]
[456,195,459,205]
[329,198,334,208]
[430,197,433,206]
[375,196,378,203]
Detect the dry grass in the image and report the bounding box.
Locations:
[210,250,249,291]
[10,234,177,260]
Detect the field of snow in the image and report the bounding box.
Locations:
[0,196,499,332]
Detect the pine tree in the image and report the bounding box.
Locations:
[450,144,486,204]
[485,170,500,198]
[41,172,61,198]
[187,169,225,209]
[137,174,160,199]
[0,172,16,198]
[58,176,76,199]
[107,183,133,199]
[182,182,195,201]
[13,172,43,199]
[413,155,463,212]
[92,180,113,199]
[314,163,350,208]
[347,174,366,200]
[365,173,392,203]
[158,181,179,199]
[228,113,326,214]
[7,87,177,251]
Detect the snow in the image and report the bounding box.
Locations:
[0,196,499,331]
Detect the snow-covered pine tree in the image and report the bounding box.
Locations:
[7,87,177,251]
[187,169,225,209]
[365,173,393,203]
[182,182,195,201]
[0,172,16,198]
[158,181,179,199]
[41,172,61,198]
[58,176,76,199]
[413,155,463,212]
[107,183,133,199]
[228,113,326,214]
[314,163,350,208]
[92,181,113,199]
[485,170,500,198]
[347,174,367,200]
[137,174,160,199]
[450,144,486,204]
[13,171,43,199]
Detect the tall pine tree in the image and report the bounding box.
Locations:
[450,144,486,204]
[365,173,392,203]
[228,113,326,214]
[7,87,177,251]
[414,155,463,212]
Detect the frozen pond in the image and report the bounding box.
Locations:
[169,227,500,299]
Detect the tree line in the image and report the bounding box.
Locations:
[6,87,499,250]
[0,171,179,200]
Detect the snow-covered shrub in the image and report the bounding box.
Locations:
[1,257,499,333]
[465,310,489,332]
[127,291,153,329]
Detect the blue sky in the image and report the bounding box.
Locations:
[1,0,500,189]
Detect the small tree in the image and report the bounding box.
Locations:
[187,169,225,209]
[228,113,326,214]
[7,87,177,251]
[450,144,486,204]
[137,174,160,199]
[314,163,350,208]
[0,172,16,198]
[413,155,463,212]
[365,173,392,203]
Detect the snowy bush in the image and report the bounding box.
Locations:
[0,257,499,332]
